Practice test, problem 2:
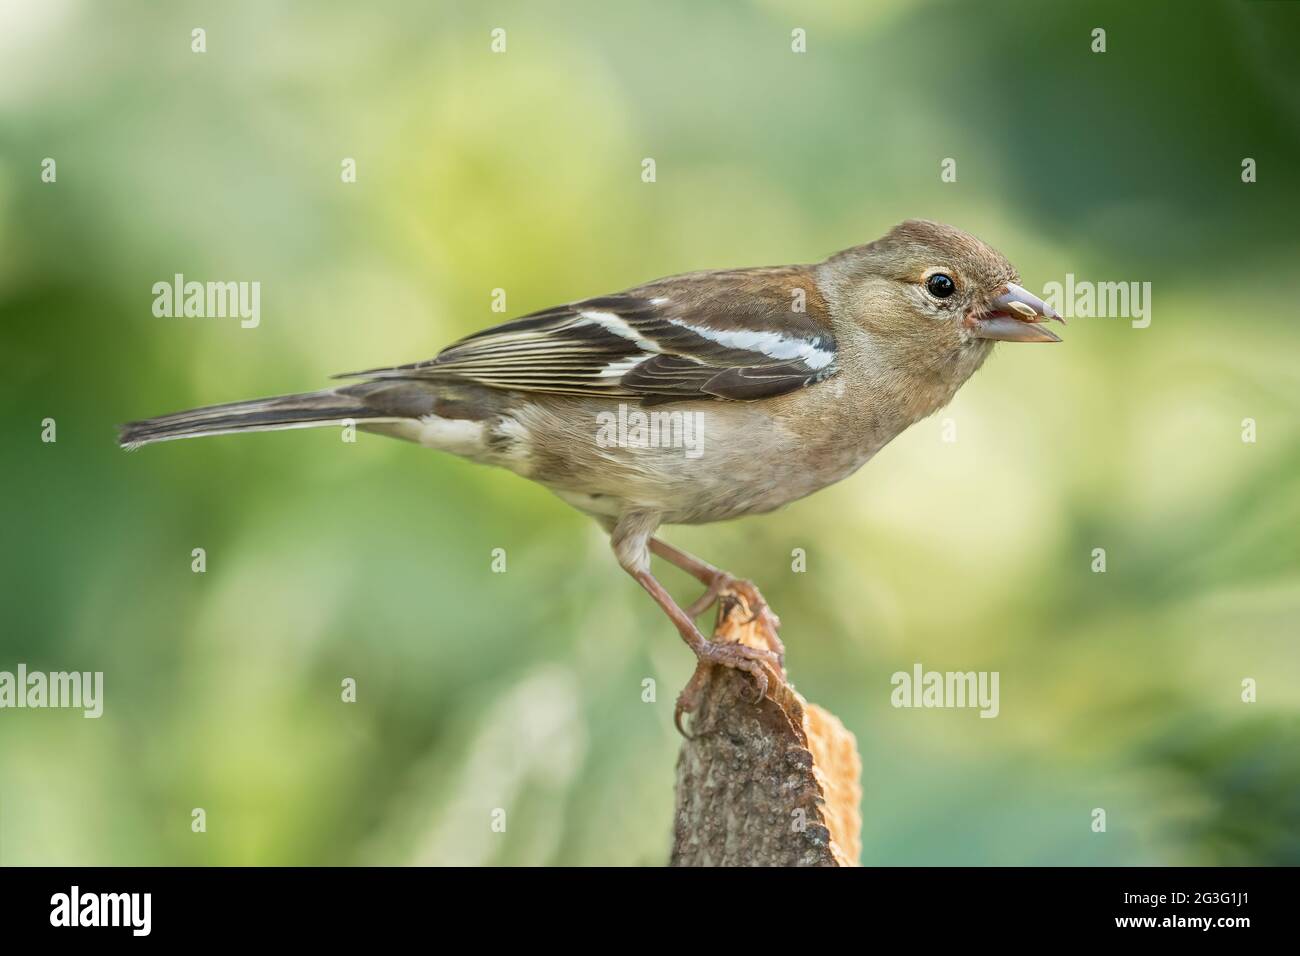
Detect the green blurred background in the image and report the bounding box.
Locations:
[2,0,1298,865]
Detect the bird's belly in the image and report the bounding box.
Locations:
[381,388,891,527]
[518,398,884,526]
[549,465,822,526]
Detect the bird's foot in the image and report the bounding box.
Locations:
[724,579,785,664]
[674,640,780,737]
[687,574,785,667]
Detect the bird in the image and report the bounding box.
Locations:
[120,219,1062,731]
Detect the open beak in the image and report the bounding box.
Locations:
[968,283,1064,343]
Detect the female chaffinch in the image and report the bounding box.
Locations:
[122,219,1062,729]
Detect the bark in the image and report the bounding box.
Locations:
[670,590,862,866]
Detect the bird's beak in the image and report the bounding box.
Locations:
[967,283,1064,343]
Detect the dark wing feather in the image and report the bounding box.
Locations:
[337,266,839,404]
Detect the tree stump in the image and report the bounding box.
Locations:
[670,590,862,866]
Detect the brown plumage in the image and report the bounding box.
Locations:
[120,219,1062,731]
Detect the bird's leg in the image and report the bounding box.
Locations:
[611,517,780,735]
[631,568,779,735]
[648,537,785,666]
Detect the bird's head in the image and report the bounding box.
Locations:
[824,219,1063,361]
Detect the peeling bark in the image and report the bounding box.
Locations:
[671,591,862,867]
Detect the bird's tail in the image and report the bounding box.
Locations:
[118,389,382,449]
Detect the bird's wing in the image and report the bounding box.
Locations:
[337,266,839,404]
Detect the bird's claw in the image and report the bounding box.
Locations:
[689,575,786,668]
[674,641,778,736]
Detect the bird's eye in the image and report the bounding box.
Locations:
[926,273,956,299]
